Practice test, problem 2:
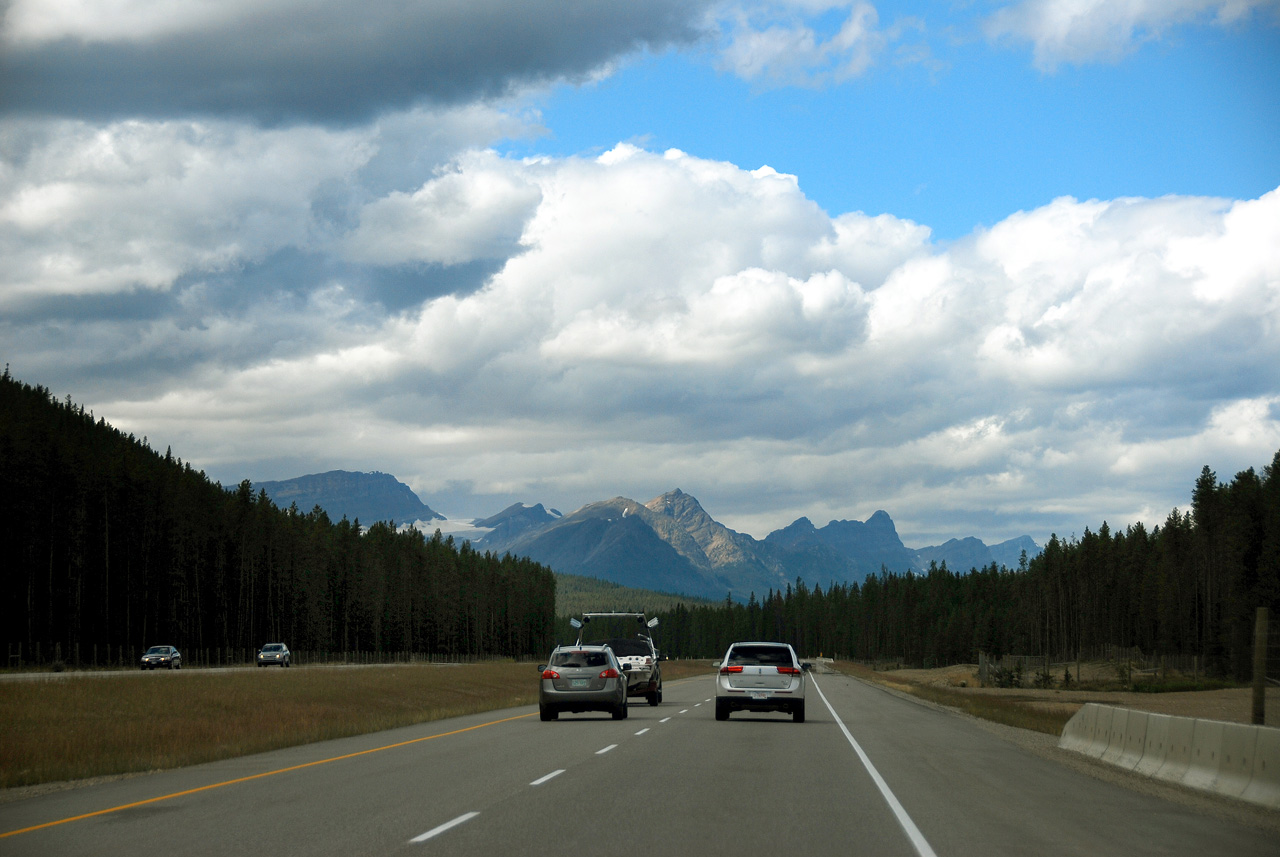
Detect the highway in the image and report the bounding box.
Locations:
[2,671,1275,856]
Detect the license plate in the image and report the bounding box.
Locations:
[571,679,589,688]
[750,692,769,700]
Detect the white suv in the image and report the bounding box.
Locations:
[714,641,808,722]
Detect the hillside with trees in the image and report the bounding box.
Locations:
[0,370,555,666]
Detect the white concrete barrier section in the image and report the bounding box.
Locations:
[1181,718,1225,791]
[1087,705,1115,759]
[1059,703,1098,755]
[1153,714,1197,786]
[1100,706,1131,765]
[1058,704,1280,810]
[1115,710,1149,771]
[1133,713,1172,777]
[1214,722,1259,798]
[1241,726,1280,807]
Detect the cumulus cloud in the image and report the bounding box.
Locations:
[714,1,887,85]
[12,129,1272,544]
[986,0,1280,70]
[0,0,713,123]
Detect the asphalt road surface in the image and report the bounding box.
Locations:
[2,672,1276,856]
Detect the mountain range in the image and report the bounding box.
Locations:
[255,470,443,526]
[257,472,1040,601]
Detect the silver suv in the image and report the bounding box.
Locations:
[714,641,808,722]
[579,612,663,706]
[538,644,630,721]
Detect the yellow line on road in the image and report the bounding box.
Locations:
[1,712,535,840]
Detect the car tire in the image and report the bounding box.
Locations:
[646,690,659,706]
[793,702,805,723]
[715,699,730,721]
[612,702,627,720]
[539,705,558,721]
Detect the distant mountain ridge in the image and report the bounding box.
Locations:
[473,488,1042,600]
[255,473,1042,600]
[255,470,443,525]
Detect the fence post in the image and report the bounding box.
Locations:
[1254,606,1269,726]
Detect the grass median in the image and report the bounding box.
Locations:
[0,659,716,791]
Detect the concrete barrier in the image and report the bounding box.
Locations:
[1114,710,1149,771]
[1087,704,1116,759]
[1133,713,1172,777]
[1059,703,1098,755]
[1214,722,1259,798]
[1100,706,1131,765]
[1241,725,1280,807]
[1058,704,1280,810]
[1152,714,1197,786]
[1182,718,1225,791]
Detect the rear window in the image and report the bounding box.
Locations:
[727,645,793,667]
[550,650,610,668]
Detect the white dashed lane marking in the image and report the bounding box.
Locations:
[410,811,479,843]
[530,770,564,786]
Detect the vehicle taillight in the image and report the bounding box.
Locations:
[599,668,620,679]
[720,665,743,674]
[645,657,652,665]
[777,666,801,675]
[542,669,560,679]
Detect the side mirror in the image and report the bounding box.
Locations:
[801,662,812,672]
[647,617,659,628]
[569,618,582,629]
[537,664,547,672]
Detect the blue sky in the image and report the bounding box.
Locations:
[2,0,1278,549]
[513,8,1280,239]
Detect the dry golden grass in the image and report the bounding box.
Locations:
[0,663,540,790]
[832,661,1076,736]
[0,658,720,791]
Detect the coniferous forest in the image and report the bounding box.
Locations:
[645,452,1280,682]
[4,368,1278,681]
[1,370,556,665]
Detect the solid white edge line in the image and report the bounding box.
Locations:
[596,744,618,755]
[530,770,565,786]
[410,811,480,843]
[811,676,938,857]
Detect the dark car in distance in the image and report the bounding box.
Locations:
[140,645,182,670]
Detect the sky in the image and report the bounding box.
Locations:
[2,0,1279,548]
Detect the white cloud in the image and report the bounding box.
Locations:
[0,118,372,305]
[5,111,1278,545]
[714,1,887,85]
[341,152,542,266]
[986,0,1280,69]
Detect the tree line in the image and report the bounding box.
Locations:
[1,370,556,664]
[631,452,1279,681]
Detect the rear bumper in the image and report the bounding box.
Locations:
[540,681,626,713]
